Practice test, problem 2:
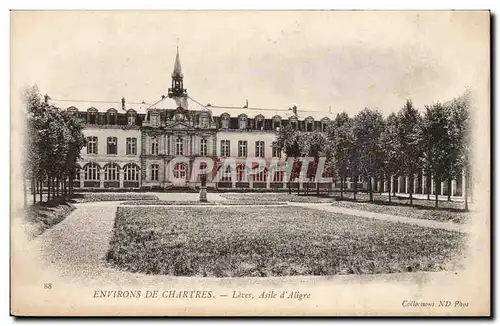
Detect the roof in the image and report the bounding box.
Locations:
[48,97,336,120]
[171,47,183,78]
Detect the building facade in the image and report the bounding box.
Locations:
[51,50,466,196]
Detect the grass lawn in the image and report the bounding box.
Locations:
[106,205,466,277]
[24,199,76,238]
[222,192,470,224]
[121,200,287,206]
[71,193,159,203]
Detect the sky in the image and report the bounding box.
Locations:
[11,11,489,116]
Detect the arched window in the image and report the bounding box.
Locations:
[173,163,188,179]
[254,167,268,182]
[200,138,208,156]
[238,114,248,129]
[104,163,120,181]
[107,137,118,155]
[151,164,159,181]
[221,165,233,182]
[124,164,140,181]
[200,114,209,128]
[221,113,230,129]
[236,164,247,182]
[175,137,184,155]
[84,162,100,181]
[273,166,284,182]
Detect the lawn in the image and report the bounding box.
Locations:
[222,192,470,224]
[71,193,159,203]
[106,205,466,277]
[24,199,76,238]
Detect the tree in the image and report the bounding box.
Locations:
[422,102,453,208]
[396,99,423,206]
[380,112,400,202]
[328,112,355,201]
[352,108,385,202]
[299,131,328,194]
[274,124,302,193]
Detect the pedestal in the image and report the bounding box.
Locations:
[199,187,208,202]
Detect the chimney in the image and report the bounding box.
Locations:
[121,97,126,110]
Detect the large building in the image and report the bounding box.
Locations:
[50,49,466,197]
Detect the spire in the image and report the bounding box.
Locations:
[172,41,183,78]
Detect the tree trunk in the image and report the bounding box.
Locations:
[39,180,43,203]
[23,175,27,208]
[353,176,357,201]
[56,176,60,197]
[379,177,382,195]
[447,179,452,201]
[464,168,469,211]
[32,176,36,204]
[434,177,439,208]
[409,175,413,206]
[368,176,373,202]
[392,176,396,197]
[340,175,344,200]
[426,173,431,200]
[388,174,392,203]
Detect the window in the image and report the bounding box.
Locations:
[128,114,136,125]
[321,118,330,132]
[221,166,232,181]
[200,138,208,156]
[173,163,187,179]
[124,164,139,181]
[104,163,119,181]
[290,117,298,130]
[126,137,137,155]
[272,146,282,158]
[239,115,247,129]
[151,136,159,155]
[236,165,247,181]
[175,137,184,155]
[84,162,100,181]
[87,136,98,154]
[305,117,314,132]
[273,167,284,182]
[74,166,81,181]
[88,109,97,124]
[151,114,160,127]
[238,140,248,157]
[107,137,117,155]
[255,115,264,130]
[151,164,159,181]
[220,140,230,157]
[221,114,230,129]
[200,115,209,128]
[254,167,267,182]
[108,111,117,125]
[255,141,265,157]
[272,115,282,130]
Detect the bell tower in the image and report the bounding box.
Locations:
[168,44,187,98]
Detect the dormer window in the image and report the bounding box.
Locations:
[305,116,314,132]
[108,109,117,125]
[238,114,248,130]
[272,115,282,130]
[255,114,264,130]
[200,115,209,128]
[221,113,230,129]
[88,108,97,124]
[290,116,298,130]
[127,110,137,125]
[150,113,160,127]
[321,117,330,132]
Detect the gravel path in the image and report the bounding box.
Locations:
[290,203,469,233]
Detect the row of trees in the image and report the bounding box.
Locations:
[24,86,86,205]
[274,91,471,209]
